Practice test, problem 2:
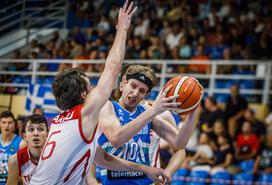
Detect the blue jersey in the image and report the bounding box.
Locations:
[98,101,152,185]
[0,134,22,184]
[171,112,182,127]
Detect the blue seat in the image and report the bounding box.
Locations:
[233,172,253,185]
[210,171,231,185]
[215,80,225,88]
[36,77,44,84]
[22,76,31,83]
[43,77,54,84]
[186,170,209,185]
[239,160,254,173]
[81,18,90,28]
[172,168,189,185]
[225,80,240,89]
[240,80,255,89]
[12,76,21,83]
[257,173,272,184]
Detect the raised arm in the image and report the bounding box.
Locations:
[152,105,201,150]
[80,1,137,140]
[99,87,180,147]
[6,154,19,185]
[94,146,171,184]
[82,0,137,118]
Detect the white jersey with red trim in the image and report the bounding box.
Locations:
[150,130,160,168]
[30,104,98,185]
[17,147,37,185]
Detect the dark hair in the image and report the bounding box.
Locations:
[0,111,15,121]
[33,107,44,115]
[17,115,27,123]
[23,114,48,133]
[207,96,217,105]
[52,68,88,110]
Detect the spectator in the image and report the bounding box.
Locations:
[200,96,225,135]
[30,39,39,53]
[253,128,272,175]
[12,50,21,59]
[236,121,260,162]
[210,134,233,174]
[133,17,149,38]
[183,133,214,172]
[51,31,63,49]
[33,107,44,116]
[166,23,184,49]
[37,44,47,59]
[209,119,228,143]
[209,33,229,60]
[225,84,248,139]
[97,16,110,32]
[190,44,210,73]
[178,36,191,59]
[238,108,266,143]
[15,115,27,138]
[68,27,86,45]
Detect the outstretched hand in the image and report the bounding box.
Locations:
[145,167,171,184]
[116,0,138,31]
[152,85,181,115]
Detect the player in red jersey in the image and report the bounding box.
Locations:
[7,114,49,185]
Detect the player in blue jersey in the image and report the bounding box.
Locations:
[97,64,203,185]
[0,111,27,184]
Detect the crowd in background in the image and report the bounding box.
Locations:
[3,0,272,74]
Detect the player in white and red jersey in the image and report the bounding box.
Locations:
[150,111,186,175]
[149,109,186,176]
[29,1,171,185]
[7,114,49,185]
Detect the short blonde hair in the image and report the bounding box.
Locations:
[125,64,158,91]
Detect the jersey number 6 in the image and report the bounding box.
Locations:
[41,130,61,160]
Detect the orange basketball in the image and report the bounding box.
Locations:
[164,76,203,115]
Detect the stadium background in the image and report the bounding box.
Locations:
[0,0,272,184]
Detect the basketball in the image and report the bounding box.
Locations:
[164,76,203,115]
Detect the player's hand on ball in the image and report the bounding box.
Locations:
[152,84,181,115]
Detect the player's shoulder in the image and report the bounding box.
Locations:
[103,100,116,110]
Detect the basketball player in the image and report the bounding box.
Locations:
[29,2,171,184]
[0,111,27,185]
[98,64,203,184]
[6,114,49,185]
[87,112,185,185]
[129,68,186,177]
